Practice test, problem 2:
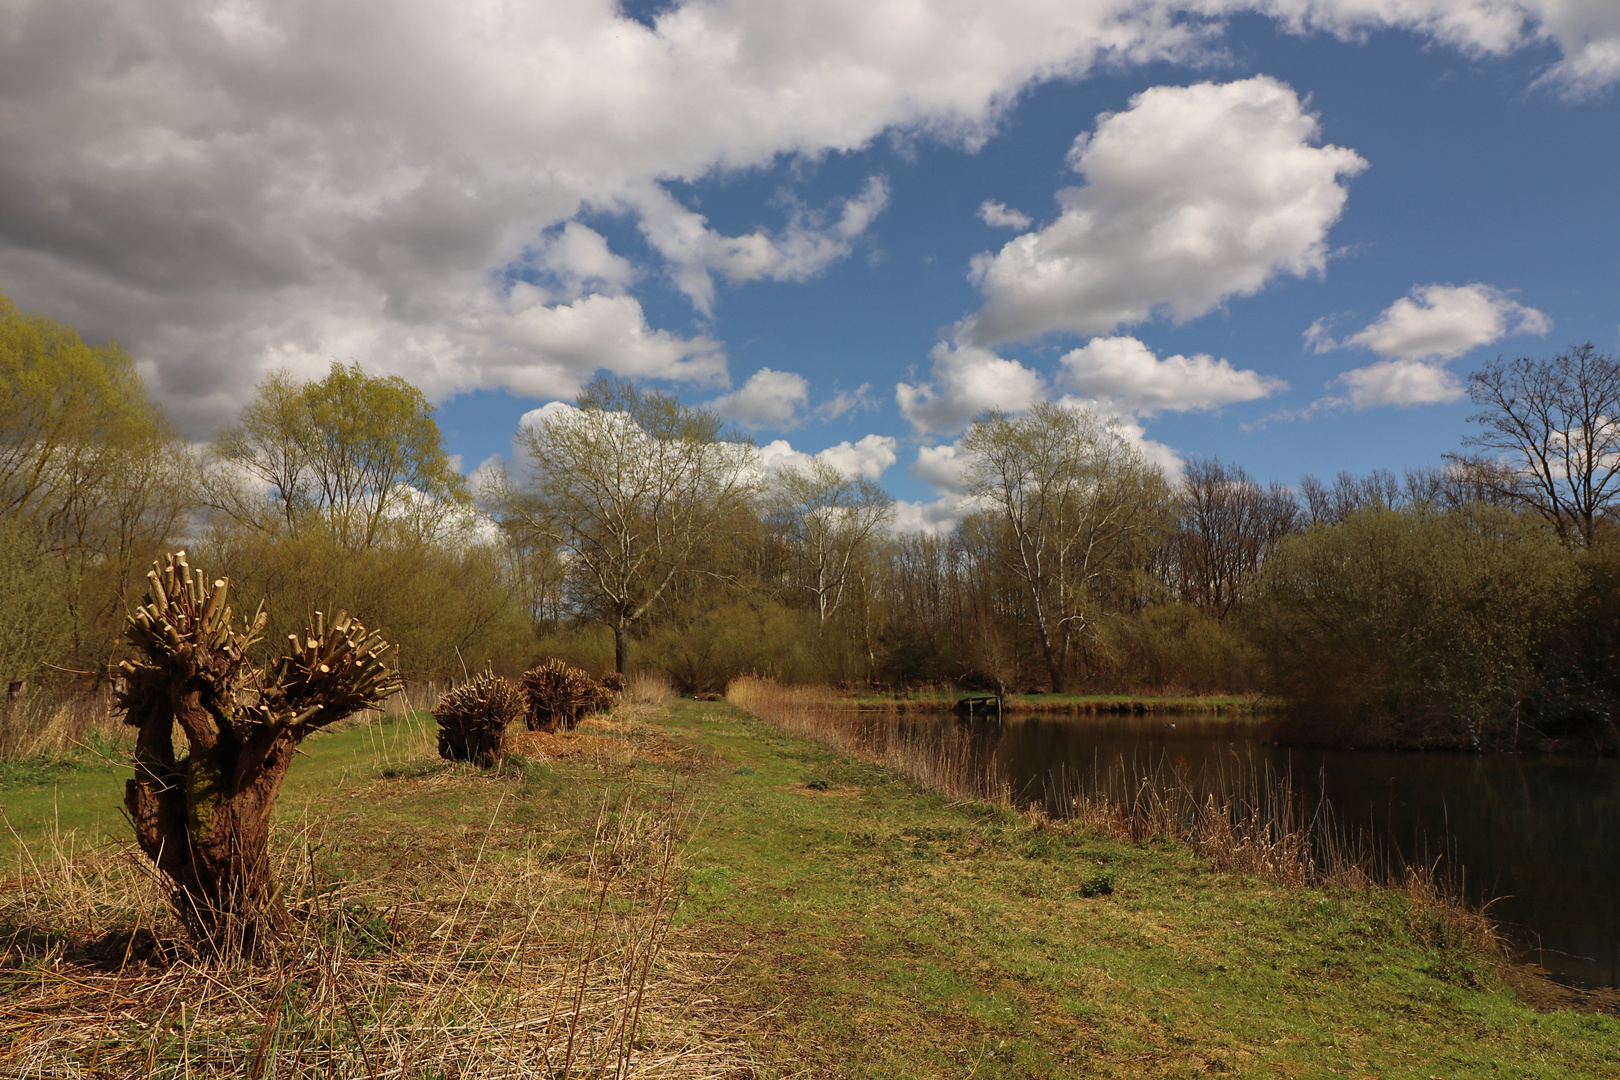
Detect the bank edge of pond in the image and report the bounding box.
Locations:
[685,697,1620,1076]
[845,691,1274,715]
[725,683,1620,1026]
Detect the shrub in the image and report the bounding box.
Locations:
[433,670,524,766]
[521,659,602,732]
[1251,506,1577,749]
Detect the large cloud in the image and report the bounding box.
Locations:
[487,289,728,397]
[1307,283,1551,362]
[0,0,1613,431]
[709,367,812,429]
[756,433,899,481]
[896,339,1045,434]
[1332,359,1465,409]
[1058,335,1284,413]
[967,76,1368,345]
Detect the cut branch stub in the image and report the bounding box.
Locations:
[116,551,401,957]
[433,670,523,766]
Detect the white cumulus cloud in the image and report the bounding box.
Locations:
[912,442,974,495]
[966,76,1367,345]
[488,288,728,398]
[896,339,1046,435]
[979,200,1032,229]
[0,1,1613,431]
[1058,335,1285,413]
[709,367,812,429]
[1307,283,1551,362]
[1332,358,1466,409]
[755,433,898,482]
[627,177,890,314]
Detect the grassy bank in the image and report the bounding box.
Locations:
[1,698,1616,1076]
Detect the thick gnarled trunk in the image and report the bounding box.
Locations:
[124,690,296,951]
[117,552,401,958]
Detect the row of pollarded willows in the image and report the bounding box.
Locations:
[2,550,742,1076]
[433,659,622,767]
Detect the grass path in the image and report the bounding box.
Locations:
[1,700,1616,1077]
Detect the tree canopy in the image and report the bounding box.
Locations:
[209,362,468,551]
[500,375,758,673]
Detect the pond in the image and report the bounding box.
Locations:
[906,709,1620,990]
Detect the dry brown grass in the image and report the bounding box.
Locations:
[625,674,676,709]
[726,677,1010,805]
[0,690,126,761]
[0,788,754,1077]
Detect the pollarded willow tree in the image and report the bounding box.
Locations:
[499,376,758,675]
[118,552,401,954]
[961,403,1170,692]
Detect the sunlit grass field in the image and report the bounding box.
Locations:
[2,698,1616,1077]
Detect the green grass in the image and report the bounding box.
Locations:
[666,700,1617,1078]
[2,700,1615,1078]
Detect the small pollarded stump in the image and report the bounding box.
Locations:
[117,552,402,958]
[433,671,524,766]
[520,659,602,732]
[592,672,623,715]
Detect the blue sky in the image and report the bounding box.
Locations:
[2,2,1617,526]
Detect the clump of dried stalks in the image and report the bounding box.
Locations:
[0,792,750,1078]
[433,670,525,766]
[523,660,610,733]
[727,676,1501,961]
[0,690,126,762]
[625,674,675,709]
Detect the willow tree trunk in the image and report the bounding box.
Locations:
[124,682,299,950]
[118,552,401,958]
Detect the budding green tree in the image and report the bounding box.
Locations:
[208,362,468,550]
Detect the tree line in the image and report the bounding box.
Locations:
[4,288,1618,753]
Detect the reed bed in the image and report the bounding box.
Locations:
[727,677,1499,958]
[0,790,751,1078]
[726,678,1011,805]
[0,690,126,762]
[625,674,676,709]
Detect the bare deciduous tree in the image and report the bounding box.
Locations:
[499,377,758,674]
[1449,343,1620,547]
[961,403,1169,692]
[769,459,894,629]
[1172,456,1298,619]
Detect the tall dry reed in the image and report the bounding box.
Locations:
[626,673,677,708]
[0,787,749,1078]
[726,677,1010,805]
[0,689,126,762]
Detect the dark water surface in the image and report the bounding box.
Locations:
[900,709,1620,989]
